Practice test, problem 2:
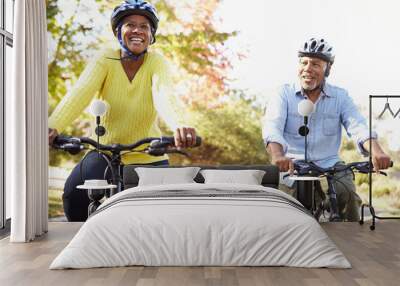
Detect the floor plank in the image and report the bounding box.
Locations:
[0,221,399,286]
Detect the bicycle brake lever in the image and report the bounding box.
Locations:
[145,147,167,156]
[283,173,296,179]
[377,171,388,176]
[355,169,387,176]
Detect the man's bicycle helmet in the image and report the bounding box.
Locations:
[111,0,159,44]
[298,38,335,76]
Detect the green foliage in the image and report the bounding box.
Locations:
[168,94,269,166]
[157,31,233,75]
[341,138,355,151]
[47,0,102,165]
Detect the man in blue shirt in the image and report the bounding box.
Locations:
[262,38,391,221]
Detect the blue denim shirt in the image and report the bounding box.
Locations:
[262,82,377,168]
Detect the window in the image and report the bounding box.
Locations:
[5,44,11,220]
[1,0,14,233]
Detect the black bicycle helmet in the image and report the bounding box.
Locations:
[298,38,335,76]
[111,0,159,43]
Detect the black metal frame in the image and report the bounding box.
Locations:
[360,95,400,230]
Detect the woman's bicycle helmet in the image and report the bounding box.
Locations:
[298,38,335,76]
[111,0,159,60]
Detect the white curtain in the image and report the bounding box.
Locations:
[7,0,48,242]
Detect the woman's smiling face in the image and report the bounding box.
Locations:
[121,14,152,54]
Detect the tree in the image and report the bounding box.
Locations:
[169,91,269,166]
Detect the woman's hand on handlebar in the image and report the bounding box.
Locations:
[174,127,197,148]
[48,128,59,146]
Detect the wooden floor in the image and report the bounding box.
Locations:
[0,221,399,286]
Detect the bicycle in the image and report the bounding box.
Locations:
[52,135,202,214]
[288,160,392,222]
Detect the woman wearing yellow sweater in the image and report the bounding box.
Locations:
[48,0,197,221]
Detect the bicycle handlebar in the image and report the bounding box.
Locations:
[52,135,202,156]
[293,160,393,177]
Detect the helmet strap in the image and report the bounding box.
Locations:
[117,23,147,61]
[324,62,331,77]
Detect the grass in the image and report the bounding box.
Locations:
[48,188,64,218]
[356,173,400,216]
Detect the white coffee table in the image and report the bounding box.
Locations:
[77,182,117,216]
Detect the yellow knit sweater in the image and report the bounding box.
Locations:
[49,48,181,164]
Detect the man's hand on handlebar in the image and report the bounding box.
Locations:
[372,150,392,173]
[49,128,59,146]
[174,127,196,149]
[272,155,294,174]
[267,142,294,174]
[362,138,392,172]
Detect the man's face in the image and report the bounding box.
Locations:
[121,14,152,54]
[298,56,328,91]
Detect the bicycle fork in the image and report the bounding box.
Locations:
[110,153,123,196]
